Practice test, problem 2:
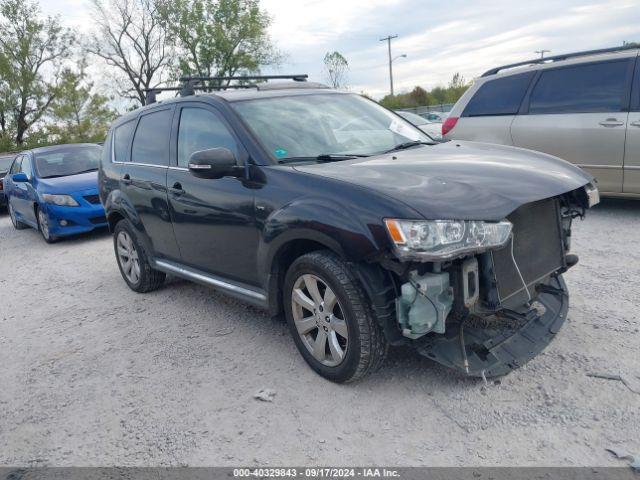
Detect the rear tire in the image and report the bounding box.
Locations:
[283,251,388,383]
[113,219,165,293]
[36,206,57,243]
[8,202,27,230]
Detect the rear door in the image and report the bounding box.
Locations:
[118,107,181,260]
[624,55,640,194]
[453,71,535,144]
[166,102,259,285]
[511,58,634,193]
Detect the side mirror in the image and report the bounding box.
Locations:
[188,148,242,179]
[12,172,28,183]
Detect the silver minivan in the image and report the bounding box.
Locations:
[443,46,640,197]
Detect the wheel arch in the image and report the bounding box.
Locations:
[265,234,345,317]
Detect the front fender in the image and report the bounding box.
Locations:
[258,196,386,283]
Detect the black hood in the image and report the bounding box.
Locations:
[293,141,593,221]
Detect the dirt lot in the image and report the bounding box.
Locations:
[0,199,638,467]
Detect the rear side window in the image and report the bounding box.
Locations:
[462,72,534,117]
[529,60,630,114]
[113,120,136,163]
[131,108,173,166]
[177,108,238,168]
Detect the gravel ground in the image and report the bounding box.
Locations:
[0,199,638,467]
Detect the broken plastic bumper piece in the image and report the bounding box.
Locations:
[414,275,569,378]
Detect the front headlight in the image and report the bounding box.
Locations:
[42,194,79,207]
[384,218,512,261]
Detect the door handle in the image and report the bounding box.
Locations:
[169,182,185,196]
[121,173,132,185]
[599,118,624,127]
[630,121,640,127]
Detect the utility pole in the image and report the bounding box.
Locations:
[380,34,398,96]
[535,49,551,59]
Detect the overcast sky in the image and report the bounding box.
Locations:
[42,0,640,98]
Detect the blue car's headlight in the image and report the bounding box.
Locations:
[42,194,79,207]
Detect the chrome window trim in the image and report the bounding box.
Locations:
[112,160,168,169]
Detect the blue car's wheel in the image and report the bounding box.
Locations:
[8,202,27,230]
[36,206,57,243]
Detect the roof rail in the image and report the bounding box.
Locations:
[143,74,309,105]
[179,74,308,83]
[481,45,639,77]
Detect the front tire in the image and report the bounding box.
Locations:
[8,202,27,230]
[36,206,57,243]
[283,251,388,383]
[113,219,165,293]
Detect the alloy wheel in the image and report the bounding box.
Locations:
[291,273,349,367]
[38,209,51,240]
[116,230,141,285]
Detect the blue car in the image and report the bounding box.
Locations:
[2,143,107,243]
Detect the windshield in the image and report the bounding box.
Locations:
[34,145,102,179]
[232,93,432,162]
[396,111,429,126]
[0,154,15,172]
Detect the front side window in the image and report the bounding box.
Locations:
[177,108,238,168]
[113,120,136,163]
[131,109,173,166]
[462,72,535,117]
[34,146,102,179]
[20,156,33,178]
[9,156,22,174]
[528,60,630,114]
[232,93,431,162]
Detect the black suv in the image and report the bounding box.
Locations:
[99,75,599,383]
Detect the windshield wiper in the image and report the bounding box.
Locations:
[278,153,369,165]
[383,141,434,154]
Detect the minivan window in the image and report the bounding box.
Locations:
[462,72,535,117]
[131,109,173,166]
[177,108,238,168]
[113,120,136,163]
[528,60,630,114]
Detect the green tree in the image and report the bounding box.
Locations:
[0,0,74,147]
[379,73,470,110]
[46,64,118,144]
[323,51,349,88]
[158,0,280,87]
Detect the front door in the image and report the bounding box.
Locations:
[10,155,37,225]
[511,57,635,194]
[166,103,259,286]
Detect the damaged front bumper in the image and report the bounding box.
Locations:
[414,274,568,377]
